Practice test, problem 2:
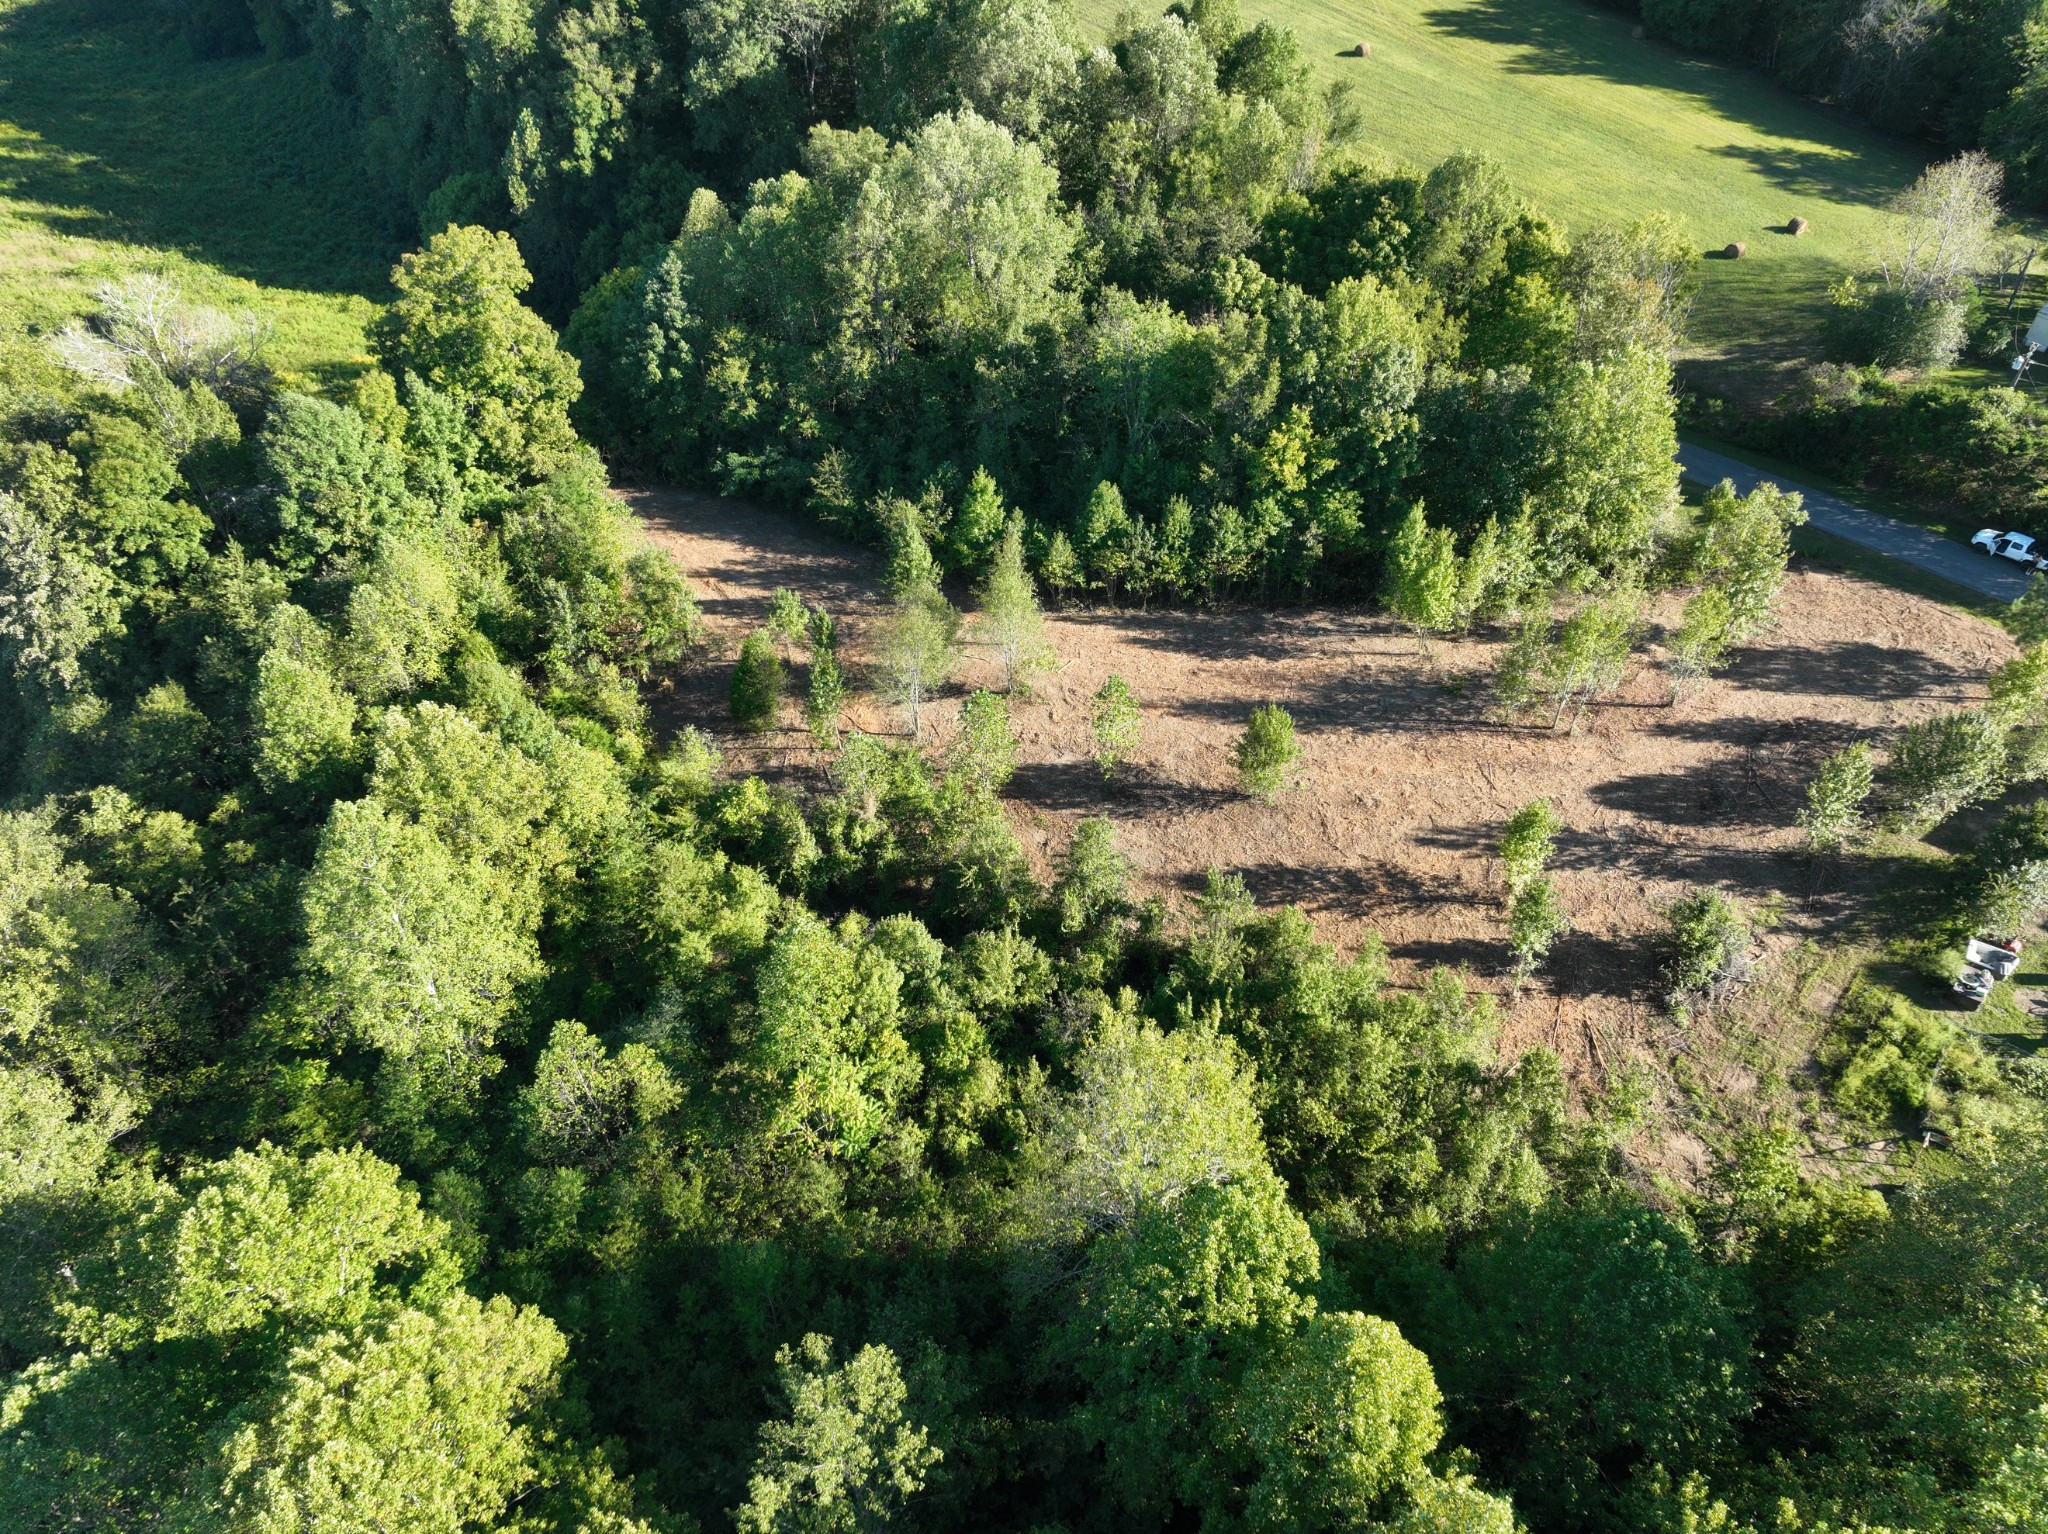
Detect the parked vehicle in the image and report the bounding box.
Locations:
[1971,529,2044,565]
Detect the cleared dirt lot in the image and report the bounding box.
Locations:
[628,486,2015,1084]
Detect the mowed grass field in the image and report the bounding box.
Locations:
[0,0,393,390]
[1078,0,1946,395]
[0,0,2013,403]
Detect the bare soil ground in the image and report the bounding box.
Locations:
[627,486,2015,1104]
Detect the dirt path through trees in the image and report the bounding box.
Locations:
[628,485,2014,1094]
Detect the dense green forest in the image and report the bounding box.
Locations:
[5,3,2048,1534]
[157,0,1692,598]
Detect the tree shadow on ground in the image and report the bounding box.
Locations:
[1170,857,1468,916]
[1160,675,1491,737]
[1006,760,1240,818]
[1547,927,1651,1004]
[1590,752,1809,831]
[1392,933,1509,975]
[1418,0,1921,207]
[1720,639,1979,703]
[1048,606,1371,667]
[1710,141,1910,210]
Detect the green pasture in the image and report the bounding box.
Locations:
[0,0,391,389]
[1080,0,1952,394]
[0,0,2019,403]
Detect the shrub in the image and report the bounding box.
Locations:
[1965,802,2048,939]
[1974,859,2048,941]
[953,689,1019,794]
[1090,675,1142,780]
[1799,742,1874,855]
[1879,709,2008,834]
[1824,283,1969,372]
[1508,876,1569,988]
[1661,889,1753,1013]
[730,629,784,733]
[1500,799,1561,901]
[1823,980,1987,1126]
[1740,375,2048,535]
[1234,706,1301,802]
[806,644,845,750]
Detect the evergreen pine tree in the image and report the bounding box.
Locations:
[731,629,784,734]
[884,499,940,598]
[1080,481,1134,603]
[1386,504,1459,653]
[1234,706,1301,802]
[976,512,1055,693]
[951,466,1007,575]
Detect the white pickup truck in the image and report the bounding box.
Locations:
[1972,529,2048,567]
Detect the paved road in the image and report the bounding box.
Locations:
[1677,442,2033,603]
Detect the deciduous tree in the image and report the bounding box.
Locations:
[734,1333,939,1534]
[370,226,581,482]
[1499,798,1561,901]
[1507,876,1568,992]
[1090,674,1141,780]
[1386,503,1458,652]
[1035,1002,1267,1236]
[1541,588,1639,731]
[950,689,1018,794]
[1666,586,1733,697]
[1880,708,2009,833]
[1799,742,1874,855]
[807,614,847,749]
[298,800,541,1097]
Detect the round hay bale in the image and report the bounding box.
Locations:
[1347,41,1371,56]
[1787,216,1809,236]
[1631,22,1645,37]
[1724,241,1746,259]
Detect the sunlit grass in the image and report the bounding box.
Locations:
[1077,0,1971,394]
[0,0,395,388]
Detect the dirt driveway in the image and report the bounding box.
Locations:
[627,486,2014,1084]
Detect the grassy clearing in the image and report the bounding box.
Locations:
[1079,0,1952,394]
[0,0,394,388]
